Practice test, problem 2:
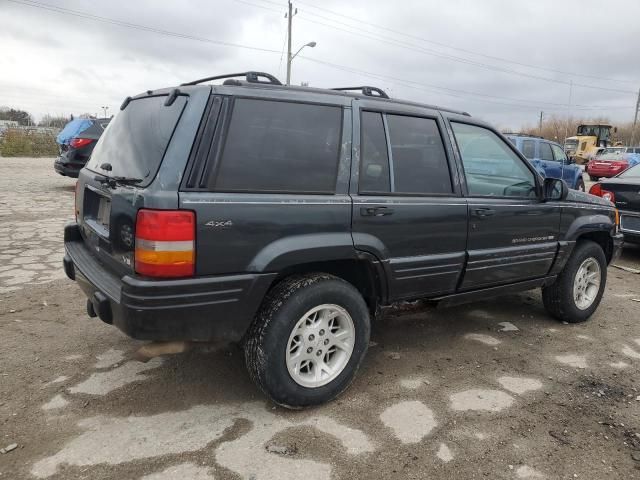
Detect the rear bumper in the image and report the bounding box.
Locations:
[54,157,83,177]
[63,223,276,342]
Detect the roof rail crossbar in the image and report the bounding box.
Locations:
[181,71,282,86]
[331,86,389,99]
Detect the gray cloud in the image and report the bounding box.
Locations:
[0,0,638,128]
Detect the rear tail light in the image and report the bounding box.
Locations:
[589,183,615,203]
[135,209,195,278]
[70,138,94,149]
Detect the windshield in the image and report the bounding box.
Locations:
[619,163,640,178]
[601,147,625,155]
[86,95,187,186]
[577,125,598,136]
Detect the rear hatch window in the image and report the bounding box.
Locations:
[86,95,187,187]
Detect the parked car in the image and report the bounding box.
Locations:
[54,118,110,177]
[589,163,640,244]
[586,146,640,181]
[506,134,585,191]
[63,71,622,408]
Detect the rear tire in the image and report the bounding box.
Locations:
[589,175,599,181]
[542,241,607,323]
[244,273,370,408]
[575,178,585,192]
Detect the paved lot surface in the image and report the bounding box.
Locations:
[1,157,640,480]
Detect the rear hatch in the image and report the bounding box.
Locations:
[74,88,207,277]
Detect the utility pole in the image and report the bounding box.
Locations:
[563,80,573,145]
[631,87,640,146]
[101,106,109,118]
[285,1,293,85]
[538,111,543,136]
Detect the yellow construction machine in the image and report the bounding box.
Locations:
[564,124,621,164]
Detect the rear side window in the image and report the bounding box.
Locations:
[86,95,187,187]
[212,99,342,193]
[539,142,554,161]
[522,139,536,159]
[359,111,452,195]
[360,112,390,193]
[386,114,452,194]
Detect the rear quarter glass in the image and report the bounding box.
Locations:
[86,95,187,187]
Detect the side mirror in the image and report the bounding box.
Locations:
[543,177,568,201]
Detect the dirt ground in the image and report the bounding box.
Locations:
[1,157,639,480]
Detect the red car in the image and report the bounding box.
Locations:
[587,147,640,180]
[587,158,631,181]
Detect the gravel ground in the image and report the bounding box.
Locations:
[1,157,639,480]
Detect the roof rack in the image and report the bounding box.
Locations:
[331,86,389,99]
[181,71,282,86]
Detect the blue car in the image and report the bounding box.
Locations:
[506,134,585,191]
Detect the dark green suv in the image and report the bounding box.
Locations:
[63,72,623,407]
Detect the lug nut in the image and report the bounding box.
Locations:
[316,350,322,356]
[308,334,315,341]
[307,347,313,353]
[319,329,325,336]
[324,339,329,345]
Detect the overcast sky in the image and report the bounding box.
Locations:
[1,0,639,129]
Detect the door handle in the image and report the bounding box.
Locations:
[360,206,394,217]
[474,208,495,217]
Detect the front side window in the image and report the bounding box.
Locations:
[452,122,537,198]
[539,142,555,161]
[213,99,342,193]
[522,139,536,159]
[551,144,567,163]
[359,112,452,195]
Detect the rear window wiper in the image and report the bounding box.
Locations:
[93,173,143,188]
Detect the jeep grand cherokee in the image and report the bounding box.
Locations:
[63,72,623,407]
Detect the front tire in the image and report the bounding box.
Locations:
[542,241,607,323]
[244,274,370,408]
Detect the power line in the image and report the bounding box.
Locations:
[299,56,633,112]
[292,0,637,85]
[6,0,634,113]
[234,0,635,110]
[293,12,636,95]
[242,0,637,94]
[6,0,282,55]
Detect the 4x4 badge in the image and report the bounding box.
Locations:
[205,220,233,228]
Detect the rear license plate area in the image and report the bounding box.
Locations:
[83,187,111,238]
[621,215,640,233]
